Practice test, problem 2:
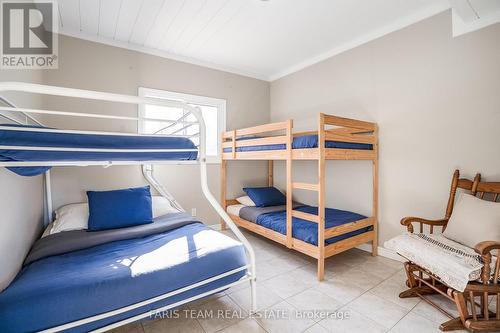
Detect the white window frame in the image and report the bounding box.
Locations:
[138,87,226,164]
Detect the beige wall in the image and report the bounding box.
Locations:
[42,35,270,224]
[270,11,500,247]
[0,70,45,291]
[0,35,269,290]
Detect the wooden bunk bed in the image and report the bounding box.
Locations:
[220,113,378,280]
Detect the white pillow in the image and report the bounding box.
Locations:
[46,196,179,236]
[236,195,256,206]
[443,193,500,248]
[152,196,179,217]
[50,203,89,235]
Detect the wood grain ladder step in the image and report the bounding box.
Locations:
[292,182,319,191]
[291,209,319,223]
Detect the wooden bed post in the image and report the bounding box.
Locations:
[268,160,274,187]
[371,124,378,256]
[317,113,326,280]
[285,119,293,248]
[220,139,227,230]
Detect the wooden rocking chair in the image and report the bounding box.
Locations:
[399,170,500,332]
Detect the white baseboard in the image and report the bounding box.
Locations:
[356,243,405,262]
[211,223,404,263]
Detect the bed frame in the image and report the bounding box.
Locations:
[0,82,257,333]
[220,113,378,280]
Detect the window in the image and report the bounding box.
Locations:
[138,87,226,163]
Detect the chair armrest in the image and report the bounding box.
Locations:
[400,217,448,233]
[474,241,500,255]
[474,241,500,284]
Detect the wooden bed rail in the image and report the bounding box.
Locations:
[321,113,376,131]
[222,120,291,138]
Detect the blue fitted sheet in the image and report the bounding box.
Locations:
[223,134,372,153]
[0,124,198,176]
[0,223,247,333]
[256,205,371,246]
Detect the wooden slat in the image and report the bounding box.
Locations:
[292,182,319,191]
[317,114,326,281]
[222,131,233,139]
[324,217,375,238]
[292,148,319,159]
[292,238,320,259]
[222,147,375,161]
[222,150,287,160]
[477,182,500,194]
[286,119,293,248]
[228,213,287,245]
[235,121,289,137]
[322,113,376,131]
[228,213,320,259]
[293,130,317,137]
[372,124,379,256]
[325,231,375,257]
[327,127,372,135]
[325,131,376,144]
[457,178,473,190]
[221,135,288,148]
[292,209,319,223]
[324,148,376,160]
[231,130,236,159]
[268,160,274,186]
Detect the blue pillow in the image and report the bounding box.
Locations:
[87,185,153,231]
[243,187,286,207]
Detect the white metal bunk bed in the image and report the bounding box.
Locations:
[0,82,257,333]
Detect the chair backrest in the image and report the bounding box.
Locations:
[445,170,500,219]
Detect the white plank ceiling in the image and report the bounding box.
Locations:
[56,0,499,81]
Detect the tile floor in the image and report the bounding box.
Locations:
[112,229,469,333]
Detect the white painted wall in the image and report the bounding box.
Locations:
[270,11,500,246]
[0,71,45,292]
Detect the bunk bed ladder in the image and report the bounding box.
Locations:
[0,95,44,126]
[287,114,326,280]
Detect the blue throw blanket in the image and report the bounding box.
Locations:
[0,213,247,332]
[255,205,371,245]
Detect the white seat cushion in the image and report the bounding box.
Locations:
[444,193,500,248]
[385,233,486,291]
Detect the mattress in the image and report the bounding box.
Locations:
[0,124,198,176]
[227,204,245,217]
[223,134,372,153]
[0,221,247,332]
[240,205,371,246]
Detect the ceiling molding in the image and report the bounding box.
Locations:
[57,29,270,82]
[268,1,451,81]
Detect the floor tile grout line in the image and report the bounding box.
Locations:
[329,268,412,331]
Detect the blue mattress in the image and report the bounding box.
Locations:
[257,205,371,246]
[0,124,198,176]
[223,134,372,153]
[0,223,247,332]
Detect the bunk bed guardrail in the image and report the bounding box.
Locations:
[0,81,257,332]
